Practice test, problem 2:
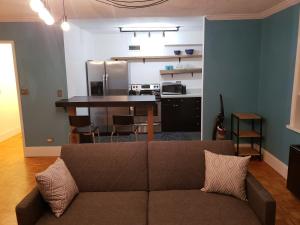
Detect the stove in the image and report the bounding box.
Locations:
[129,84,161,133]
[129,84,160,99]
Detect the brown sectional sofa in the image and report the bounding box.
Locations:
[16,140,276,225]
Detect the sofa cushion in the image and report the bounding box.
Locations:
[60,142,148,192]
[36,191,147,225]
[148,190,261,225]
[148,140,235,191]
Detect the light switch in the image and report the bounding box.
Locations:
[57,89,63,97]
[20,88,29,96]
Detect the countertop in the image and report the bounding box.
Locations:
[160,89,202,99]
[55,95,157,108]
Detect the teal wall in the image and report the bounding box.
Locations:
[204,5,300,164]
[258,5,300,164]
[0,22,69,146]
[203,20,262,140]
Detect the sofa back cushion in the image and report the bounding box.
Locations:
[148,140,235,191]
[60,142,148,192]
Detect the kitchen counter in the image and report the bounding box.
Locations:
[55,95,157,107]
[55,95,157,142]
[160,89,202,99]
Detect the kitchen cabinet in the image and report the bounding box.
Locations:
[161,97,201,132]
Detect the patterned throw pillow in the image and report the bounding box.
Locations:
[201,150,250,201]
[35,158,79,217]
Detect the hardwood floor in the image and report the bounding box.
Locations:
[0,134,299,225]
[0,134,56,225]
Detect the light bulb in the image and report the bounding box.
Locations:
[61,21,70,31]
[38,7,54,25]
[30,0,44,13]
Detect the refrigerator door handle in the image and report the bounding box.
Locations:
[106,73,109,91]
[102,74,106,96]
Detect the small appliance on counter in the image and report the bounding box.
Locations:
[162,82,187,95]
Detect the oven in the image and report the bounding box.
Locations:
[129,84,161,133]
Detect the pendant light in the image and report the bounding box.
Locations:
[60,0,70,31]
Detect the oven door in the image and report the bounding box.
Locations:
[132,101,161,133]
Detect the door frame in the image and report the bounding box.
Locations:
[0,40,26,151]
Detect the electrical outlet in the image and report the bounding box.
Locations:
[57,89,63,97]
[47,138,54,143]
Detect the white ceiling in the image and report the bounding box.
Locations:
[0,0,291,21]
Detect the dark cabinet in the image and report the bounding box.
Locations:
[161,97,201,132]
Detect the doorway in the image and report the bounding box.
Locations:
[0,41,24,145]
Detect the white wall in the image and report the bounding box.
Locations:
[63,23,95,115]
[64,18,205,99]
[0,43,21,141]
[93,30,203,89]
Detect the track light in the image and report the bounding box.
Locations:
[119,26,179,38]
[30,0,54,26]
[30,0,44,13]
[38,6,54,25]
[119,26,180,32]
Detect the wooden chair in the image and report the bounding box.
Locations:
[69,116,100,143]
[111,115,138,142]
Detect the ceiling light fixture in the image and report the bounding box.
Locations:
[60,0,70,31]
[120,26,179,38]
[29,0,54,25]
[119,26,180,32]
[94,0,169,9]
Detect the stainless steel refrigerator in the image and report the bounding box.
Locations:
[86,60,129,133]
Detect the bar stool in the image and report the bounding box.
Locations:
[69,116,100,143]
[111,115,138,142]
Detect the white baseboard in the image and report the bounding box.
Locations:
[234,143,288,179]
[0,128,21,142]
[263,149,288,179]
[24,146,61,157]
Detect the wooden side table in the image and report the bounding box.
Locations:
[231,113,263,160]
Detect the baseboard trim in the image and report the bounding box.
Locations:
[0,128,21,142]
[263,149,288,179]
[24,146,61,157]
[234,144,288,179]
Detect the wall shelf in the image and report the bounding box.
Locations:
[164,44,203,47]
[111,55,202,63]
[160,68,202,77]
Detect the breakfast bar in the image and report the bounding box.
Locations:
[55,95,157,143]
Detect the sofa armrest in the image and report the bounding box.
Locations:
[15,187,47,225]
[246,173,276,225]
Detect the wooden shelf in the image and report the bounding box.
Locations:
[233,113,262,120]
[233,131,262,138]
[165,44,203,47]
[160,68,202,77]
[237,147,261,157]
[111,55,202,63]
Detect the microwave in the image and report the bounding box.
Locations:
[162,83,187,95]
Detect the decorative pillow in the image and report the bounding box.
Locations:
[35,158,79,217]
[201,150,250,201]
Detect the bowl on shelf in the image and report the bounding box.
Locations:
[185,49,194,55]
[174,50,181,55]
[165,65,174,70]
